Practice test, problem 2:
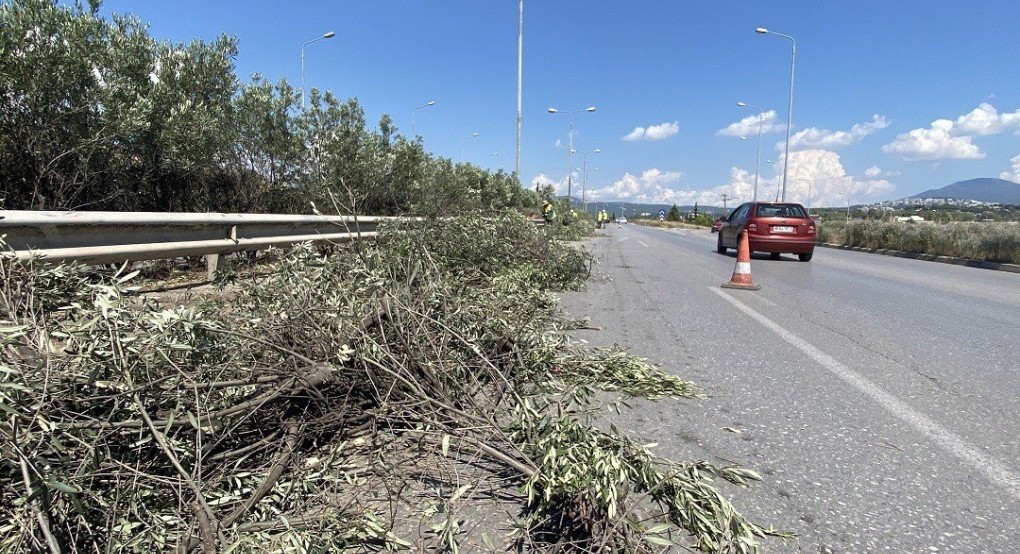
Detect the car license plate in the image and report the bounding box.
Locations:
[772,225,794,233]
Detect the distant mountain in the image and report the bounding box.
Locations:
[910,178,1020,205]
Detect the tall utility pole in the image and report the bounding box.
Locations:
[720,193,731,216]
[516,0,523,185]
[756,27,796,201]
[547,106,596,201]
[582,148,599,212]
[301,31,336,109]
[737,102,764,202]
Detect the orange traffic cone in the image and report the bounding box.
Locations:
[721,230,760,290]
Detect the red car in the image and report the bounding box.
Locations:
[711,217,725,233]
[716,202,815,261]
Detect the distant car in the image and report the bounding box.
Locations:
[717,202,815,261]
[711,217,725,233]
[618,217,628,224]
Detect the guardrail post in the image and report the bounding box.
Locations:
[205,254,220,280]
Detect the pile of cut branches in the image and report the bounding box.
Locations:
[1,213,783,552]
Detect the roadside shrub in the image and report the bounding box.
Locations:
[815,221,1020,264]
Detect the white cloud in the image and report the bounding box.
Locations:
[1001,155,1020,183]
[864,165,901,178]
[717,110,785,137]
[644,121,680,140]
[622,128,644,141]
[532,168,587,197]
[776,149,895,206]
[587,169,695,204]
[787,115,889,150]
[622,121,679,142]
[882,103,1020,161]
[954,103,1020,136]
[531,173,557,191]
[881,119,985,161]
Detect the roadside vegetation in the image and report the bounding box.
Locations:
[816,220,1020,264]
[1,214,782,552]
[0,0,546,217]
[2,3,785,551]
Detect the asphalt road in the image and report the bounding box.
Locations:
[558,223,1020,553]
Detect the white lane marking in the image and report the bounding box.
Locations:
[637,240,649,248]
[711,287,1020,501]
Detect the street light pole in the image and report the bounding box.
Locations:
[411,100,436,136]
[737,102,765,202]
[583,148,599,212]
[587,166,599,212]
[756,27,795,202]
[301,31,336,109]
[548,106,596,201]
[516,0,524,186]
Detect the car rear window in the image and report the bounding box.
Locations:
[755,204,807,218]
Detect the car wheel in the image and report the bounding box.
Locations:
[716,233,726,254]
[769,252,781,260]
[798,251,813,262]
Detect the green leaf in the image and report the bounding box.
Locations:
[645,523,673,534]
[642,534,678,547]
[116,270,141,284]
[45,478,80,494]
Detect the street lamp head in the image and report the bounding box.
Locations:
[755,27,769,34]
[594,148,601,153]
[547,107,558,114]
[740,136,748,140]
[323,31,337,39]
[471,132,479,137]
[737,101,747,107]
[585,106,596,112]
[426,100,436,106]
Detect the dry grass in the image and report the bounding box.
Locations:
[816,221,1020,264]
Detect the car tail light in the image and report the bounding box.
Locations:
[808,225,815,234]
[747,222,758,232]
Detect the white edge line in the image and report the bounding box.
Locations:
[637,240,649,248]
[710,286,1020,501]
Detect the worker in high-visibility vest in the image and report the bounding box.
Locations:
[542,200,556,223]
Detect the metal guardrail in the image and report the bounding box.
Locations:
[0,211,392,278]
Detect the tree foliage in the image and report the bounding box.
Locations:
[0,0,531,215]
[666,203,682,221]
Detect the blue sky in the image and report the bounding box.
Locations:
[98,1,1020,208]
